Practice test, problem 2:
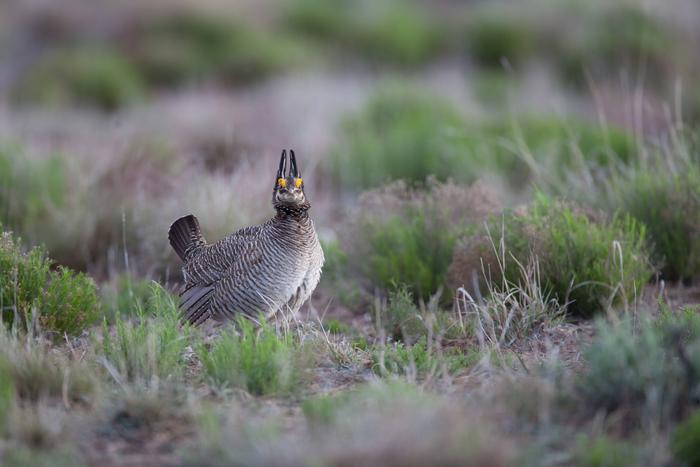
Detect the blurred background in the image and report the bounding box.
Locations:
[1,0,699,300]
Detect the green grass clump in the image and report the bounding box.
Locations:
[671,410,700,467]
[466,14,536,69]
[15,46,145,111]
[454,195,651,317]
[376,287,463,344]
[0,231,99,336]
[133,14,302,87]
[341,180,498,302]
[605,165,700,281]
[99,284,189,387]
[101,274,158,321]
[577,309,700,428]
[331,85,475,189]
[197,317,309,396]
[372,336,476,379]
[286,0,442,66]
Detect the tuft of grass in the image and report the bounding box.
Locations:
[14,46,145,111]
[0,230,100,336]
[339,180,500,302]
[371,328,477,380]
[454,249,565,350]
[604,164,700,281]
[576,309,700,428]
[101,274,158,321]
[375,286,464,344]
[98,284,189,388]
[197,317,310,396]
[671,410,700,467]
[453,194,652,317]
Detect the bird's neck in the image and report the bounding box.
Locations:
[274,203,311,221]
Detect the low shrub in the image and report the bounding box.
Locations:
[197,317,310,396]
[14,46,145,111]
[98,284,189,387]
[453,252,566,349]
[671,410,700,467]
[0,231,100,336]
[476,117,636,188]
[339,180,500,302]
[451,195,652,317]
[577,309,700,428]
[604,164,700,281]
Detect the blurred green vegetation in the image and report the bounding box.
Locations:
[285,0,443,66]
[574,435,639,467]
[465,14,537,69]
[331,85,474,189]
[331,86,636,191]
[577,309,700,428]
[671,410,700,467]
[0,147,66,236]
[9,0,698,113]
[14,47,145,111]
[132,14,306,87]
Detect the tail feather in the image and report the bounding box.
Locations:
[168,215,206,261]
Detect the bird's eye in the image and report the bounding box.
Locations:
[294,178,303,188]
[278,178,287,188]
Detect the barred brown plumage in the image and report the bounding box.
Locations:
[168,150,324,325]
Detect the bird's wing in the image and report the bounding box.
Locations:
[179,225,265,324]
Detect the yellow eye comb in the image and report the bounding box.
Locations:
[278,178,286,188]
[294,178,303,188]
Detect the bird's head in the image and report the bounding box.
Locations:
[273,149,310,214]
